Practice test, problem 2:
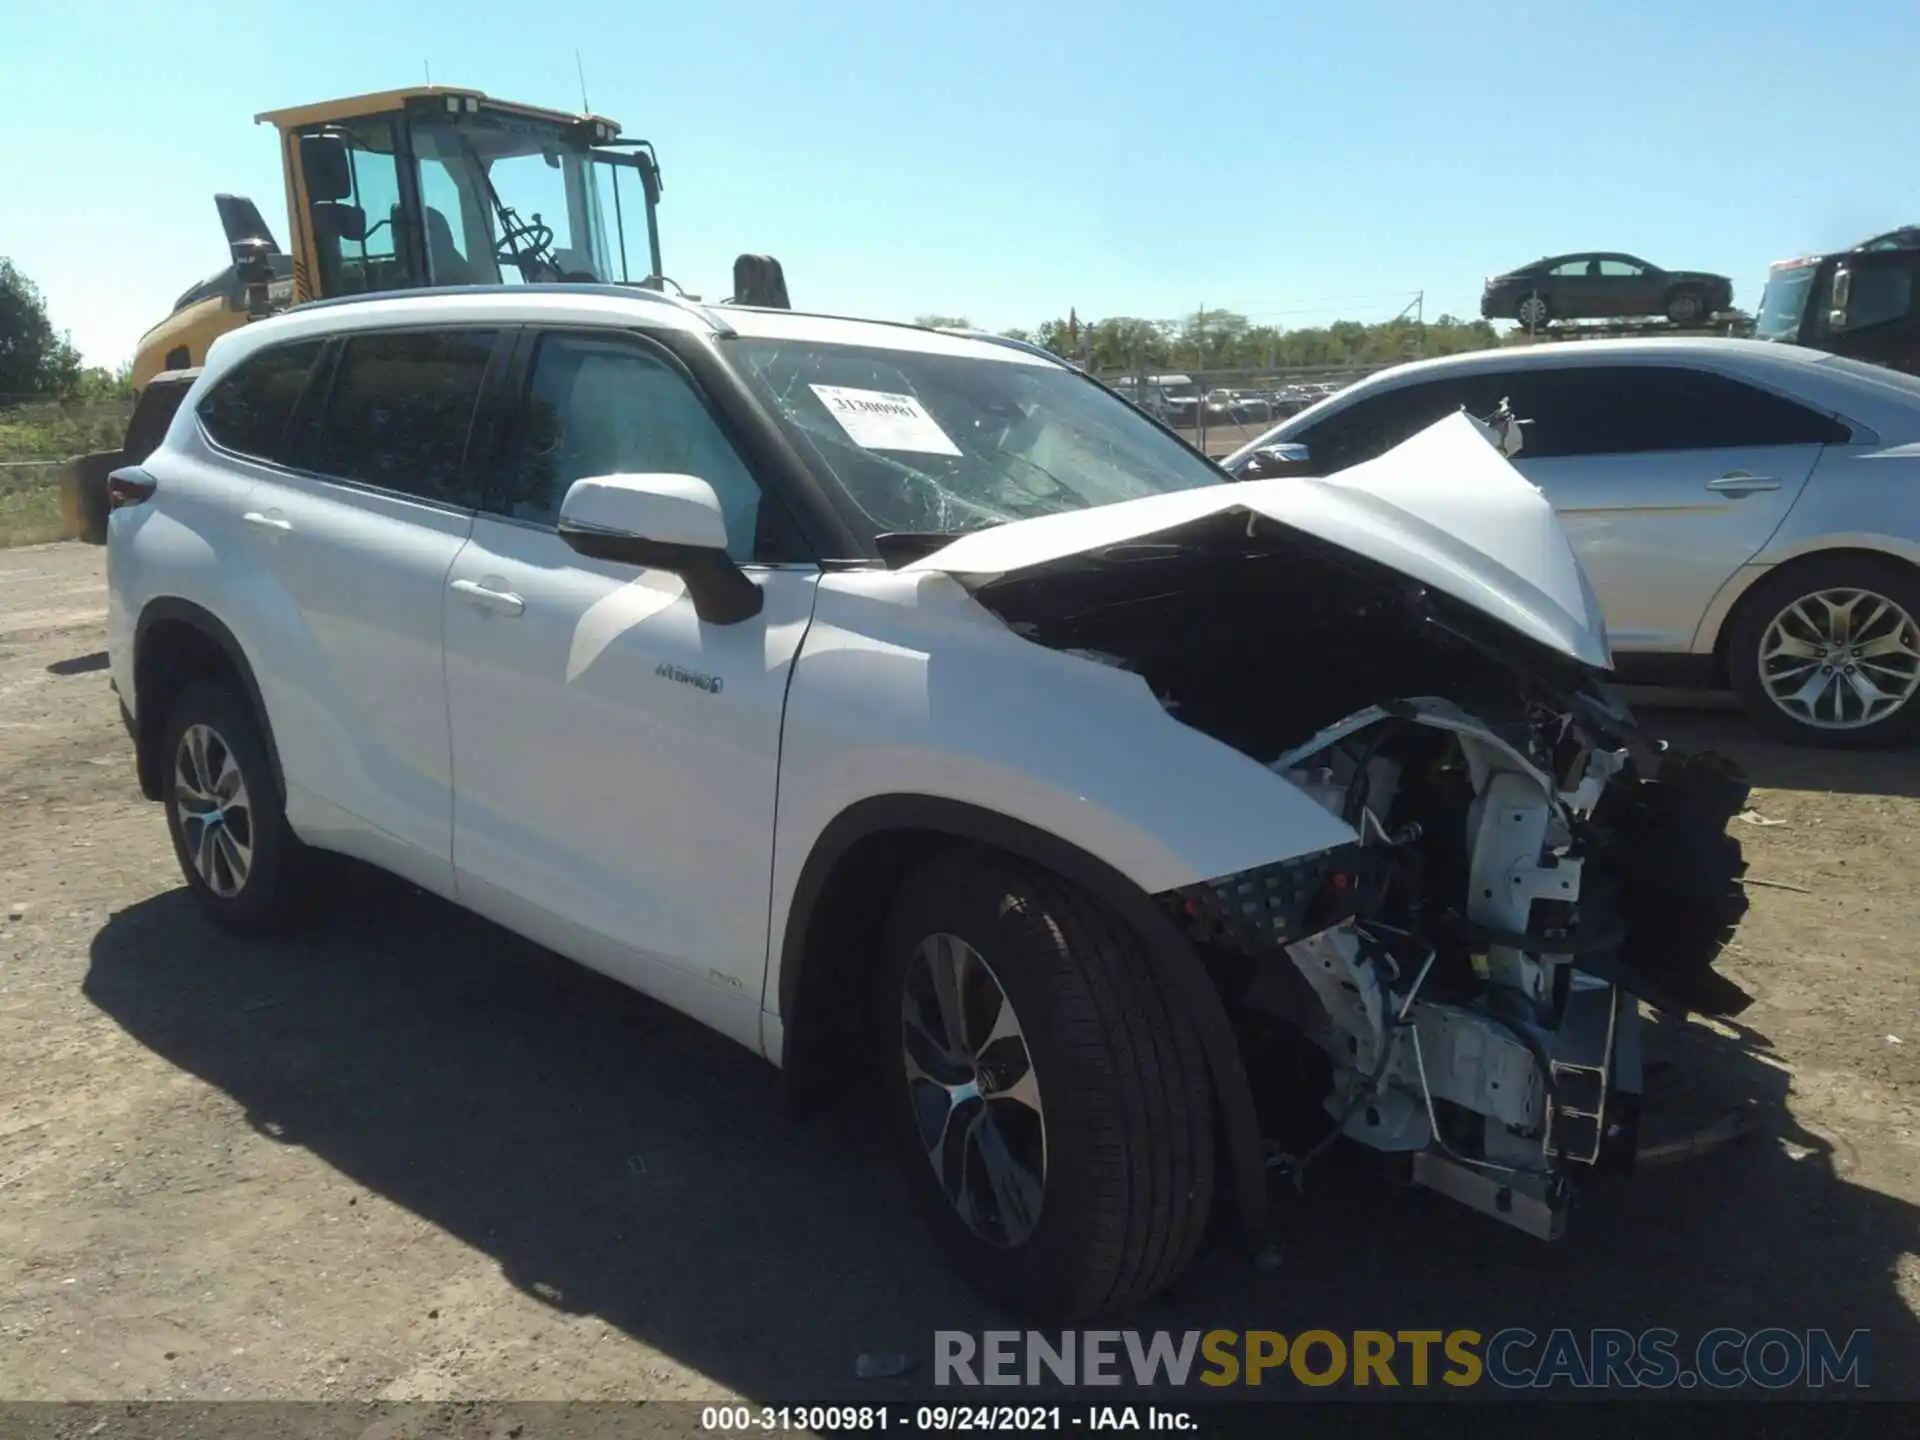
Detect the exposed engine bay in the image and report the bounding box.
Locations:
[970,511,1753,1239]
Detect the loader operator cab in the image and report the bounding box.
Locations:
[278,89,663,303]
[129,87,690,394]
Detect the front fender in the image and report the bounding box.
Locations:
[766,568,1360,1016]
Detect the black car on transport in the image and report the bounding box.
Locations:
[1483,252,1735,329]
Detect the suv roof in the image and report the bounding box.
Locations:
[1337,335,1833,387]
[199,285,1058,386]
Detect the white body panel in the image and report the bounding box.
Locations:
[762,567,1362,1022]
[235,471,472,894]
[442,519,818,1052]
[106,444,264,719]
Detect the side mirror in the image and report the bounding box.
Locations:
[557,473,764,625]
[300,133,354,204]
[1829,265,1853,331]
[1238,442,1316,479]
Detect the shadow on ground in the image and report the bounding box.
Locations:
[45,650,109,676]
[82,829,1917,1401]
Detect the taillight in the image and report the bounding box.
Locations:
[106,467,156,510]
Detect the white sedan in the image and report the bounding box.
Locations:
[1225,339,1920,747]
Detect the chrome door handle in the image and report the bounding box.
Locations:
[242,510,293,532]
[449,577,526,616]
[1706,471,1781,495]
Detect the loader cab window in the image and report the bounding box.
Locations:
[410,112,632,287]
[296,104,663,300]
[414,154,494,286]
[298,120,425,298]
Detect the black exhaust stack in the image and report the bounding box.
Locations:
[216,194,282,319]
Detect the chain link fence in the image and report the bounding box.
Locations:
[1090,362,1393,456]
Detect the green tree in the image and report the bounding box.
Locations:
[914,314,974,330]
[0,259,82,401]
[1173,309,1251,369]
[1089,317,1172,371]
[71,361,134,404]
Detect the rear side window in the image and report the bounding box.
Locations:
[308,329,497,505]
[195,341,324,462]
[1501,366,1849,458]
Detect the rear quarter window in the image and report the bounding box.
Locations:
[195,341,325,463]
[124,376,198,463]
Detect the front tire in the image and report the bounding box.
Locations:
[1517,292,1552,329]
[878,852,1215,1318]
[1726,556,1920,748]
[160,680,316,930]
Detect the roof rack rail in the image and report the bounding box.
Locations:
[288,281,727,331]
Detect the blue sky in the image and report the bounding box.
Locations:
[3,0,1916,366]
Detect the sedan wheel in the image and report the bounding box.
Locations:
[1757,588,1920,730]
[1729,559,1920,747]
[1517,294,1551,328]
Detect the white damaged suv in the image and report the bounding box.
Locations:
[106,287,1752,1317]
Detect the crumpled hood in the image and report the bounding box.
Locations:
[908,412,1614,669]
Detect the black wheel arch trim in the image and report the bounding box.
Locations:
[131,598,286,805]
[778,792,1270,1241]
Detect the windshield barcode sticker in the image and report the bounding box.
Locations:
[809,385,962,456]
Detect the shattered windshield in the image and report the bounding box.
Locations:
[726,337,1225,543]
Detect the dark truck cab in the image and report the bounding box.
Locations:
[1755,227,1920,375]
[59,369,201,545]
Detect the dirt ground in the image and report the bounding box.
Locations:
[0,541,1915,1403]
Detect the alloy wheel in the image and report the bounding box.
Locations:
[1758,587,1920,730]
[1518,294,1548,328]
[174,722,255,897]
[900,932,1047,1247]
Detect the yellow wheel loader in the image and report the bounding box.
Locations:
[67,84,790,540]
[131,84,676,392]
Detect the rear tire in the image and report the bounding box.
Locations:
[877,851,1215,1318]
[159,681,318,931]
[1726,556,1920,749]
[1665,287,1706,325]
